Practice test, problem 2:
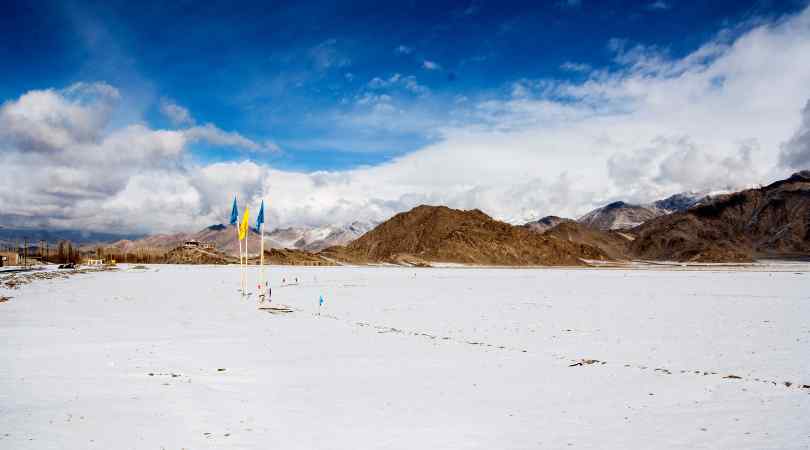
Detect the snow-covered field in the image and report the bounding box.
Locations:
[2,264,809,449]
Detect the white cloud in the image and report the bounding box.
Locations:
[0,85,277,232]
[395,45,413,54]
[461,2,481,16]
[779,100,810,170]
[183,123,275,153]
[3,6,810,234]
[309,38,350,70]
[422,60,441,71]
[560,61,592,72]
[159,98,194,126]
[366,74,429,96]
[0,82,118,154]
[647,1,670,11]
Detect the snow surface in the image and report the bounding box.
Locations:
[2,264,810,449]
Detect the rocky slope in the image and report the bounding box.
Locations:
[265,221,376,252]
[324,205,610,266]
[653,192,710,212]
[629,171,810,262]
[577,192,709,230]
[112,221,375,257]
[163,246,234,264]
[578,201,665,230]
[522,216,574,233]
[112,224,261,257]
[258,248,337,266]
[160,243,335,266]
[543,221,633,260]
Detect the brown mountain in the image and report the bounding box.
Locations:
[577,201,665,230]
[543,221,633,260]
[324,205,610,266]
[522,215,574,233]
[259,248,337,266]
[112,224,261,257]
[629,171,810,262]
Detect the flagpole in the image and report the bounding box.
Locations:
[234,194,242,294]
[245,220,249,296]
[259,220,264,293]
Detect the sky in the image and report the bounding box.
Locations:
[1,0,810,234]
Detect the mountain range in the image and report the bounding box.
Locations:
[3,172,808,265]
[0,227,142,247]
[628,170,810,262]
[109,221,376,257]
[576,192,711,230]
[264,221,376,252]
[321,205,609,266]
[321,172,808,265]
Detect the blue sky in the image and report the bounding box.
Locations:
[2,1,810,233]
[3,0,805,171]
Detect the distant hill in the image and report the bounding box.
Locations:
[0,227,142,246]
[112,224,261,257]
[577,201,666,230]
[265,221,376,252]
[629,171,810,262]
[653,192,710,212]
[160,244,336,266]
[521,215,574,233]
[577,192,710,230]
[111,221,376,257]
[543,221,633,260]
[324,205,610,266]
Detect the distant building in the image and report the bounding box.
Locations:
[184,240,214,250]
[0,252,19,267]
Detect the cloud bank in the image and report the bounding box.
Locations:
[2,6,810,234]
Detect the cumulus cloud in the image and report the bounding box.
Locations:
[608,137,760,201]
[779,100,810,170]
[0,84,276,232]
[0,82,118,154]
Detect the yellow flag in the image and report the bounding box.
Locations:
[239,207,250,240]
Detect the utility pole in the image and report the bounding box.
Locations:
[23,237,28,267]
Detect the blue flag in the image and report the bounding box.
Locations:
[319,295,324,306]
[229,196,239,225]
[256,199,265,229]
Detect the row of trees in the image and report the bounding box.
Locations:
[0,240,78,265]
[0,240,170,265]
[94,246,168,264]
